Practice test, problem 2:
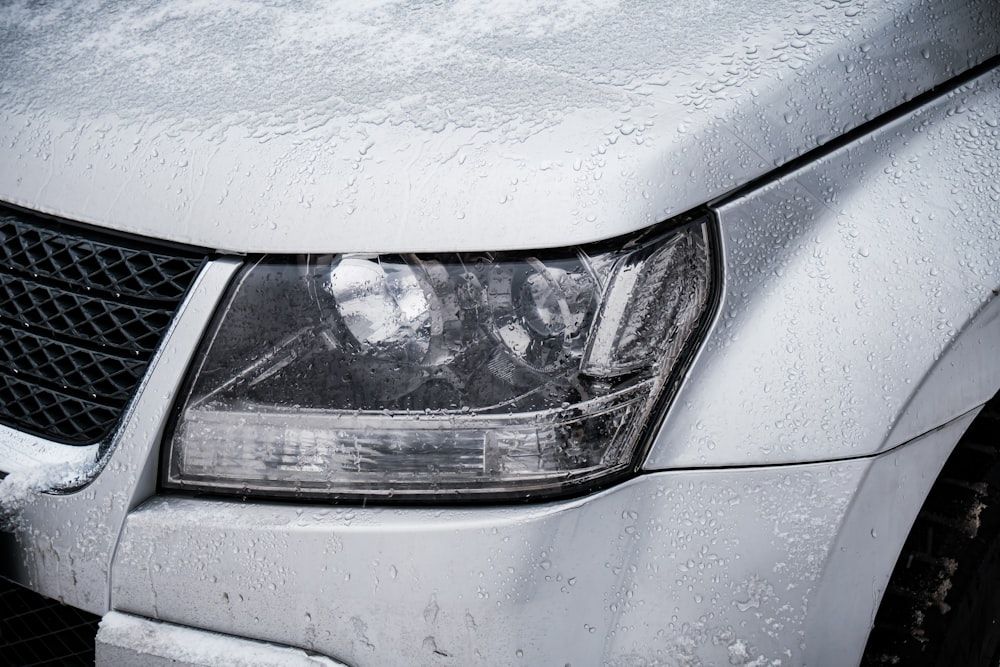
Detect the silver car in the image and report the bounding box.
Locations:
[1,1,999,665]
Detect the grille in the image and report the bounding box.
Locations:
[0,204,205,445]
[0,577,100,666]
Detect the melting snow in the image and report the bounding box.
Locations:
[0,461,89,529]
[97,611,347,666]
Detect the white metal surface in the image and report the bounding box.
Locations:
[0,1,996,253]
[0,63,996,661]
[0,260,241,614]
[645,68,1000,468]
[108,414,971,666]
[0,2,997,663]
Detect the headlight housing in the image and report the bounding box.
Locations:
[164,215,715,501]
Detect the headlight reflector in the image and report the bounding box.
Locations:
[165,216,714,501]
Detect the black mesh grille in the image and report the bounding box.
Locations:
[0,204,206,445]
[0,577,100,666]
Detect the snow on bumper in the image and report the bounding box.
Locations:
[96,611,347,667]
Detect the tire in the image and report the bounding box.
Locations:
[862,401,1000,666]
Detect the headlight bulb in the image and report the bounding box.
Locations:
[487,256,596,371]
[325,256,432,363]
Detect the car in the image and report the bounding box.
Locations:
[1,0,999,665]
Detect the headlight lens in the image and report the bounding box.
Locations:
[164,216,714,501]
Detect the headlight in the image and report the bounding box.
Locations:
[164,215,715,501]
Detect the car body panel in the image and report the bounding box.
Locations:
[0,2,998,665]
[802,410,978,667]
[108,413,971,667]
[1,62,997,632]
[645,68,1000,468]
[0,0,997,253]
[115,461,868,667]
[0,259,240,615]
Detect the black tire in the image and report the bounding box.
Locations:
[863,400,1000,666]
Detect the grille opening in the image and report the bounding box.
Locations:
[0,577,100,666]
[0,203,207,446]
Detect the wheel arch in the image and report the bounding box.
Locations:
[884,291,1000,452]
[803,395,1000,666]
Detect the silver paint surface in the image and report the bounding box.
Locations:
[0,2,997,663]
[0,0,996,253]
[109,416,968,666]
[0,260,240,614]
[646,68,1000,468]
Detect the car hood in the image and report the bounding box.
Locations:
[0,0,997,254]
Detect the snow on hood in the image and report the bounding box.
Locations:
[0,0,996,253]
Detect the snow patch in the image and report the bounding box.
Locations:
[0,461,89,530]
[97,611,346,666]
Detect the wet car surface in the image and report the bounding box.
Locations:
[1,1,999,665]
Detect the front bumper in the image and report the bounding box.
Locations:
[0,410,974,665]
[103,411,967,667]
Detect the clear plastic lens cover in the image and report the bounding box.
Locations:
[166,218,713,500]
